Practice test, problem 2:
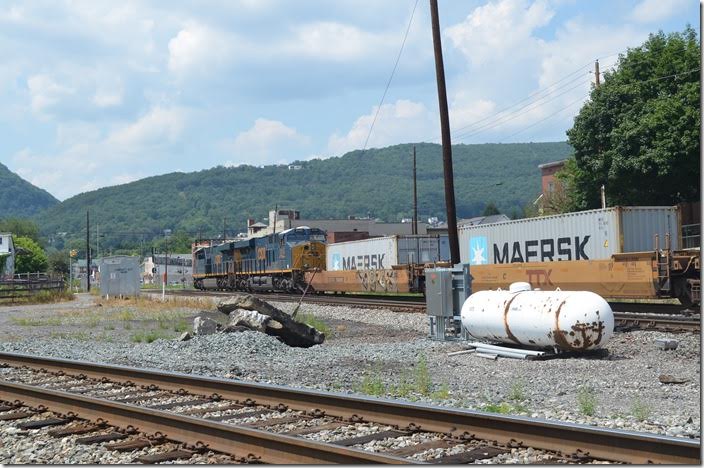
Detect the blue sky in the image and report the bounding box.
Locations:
[0,0,698,200]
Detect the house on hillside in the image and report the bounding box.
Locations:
[0,233,15,278]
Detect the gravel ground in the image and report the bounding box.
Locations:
[0,293,700,444]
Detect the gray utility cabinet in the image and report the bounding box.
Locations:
[425,264,471,341]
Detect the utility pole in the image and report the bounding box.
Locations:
[412,145,418,235]
[594,59,600,88]
[223,218,227,240]
[86,211,91,292]
[430,0,460,265]
[96,224,99,259]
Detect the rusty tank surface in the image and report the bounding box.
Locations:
[460,284,615,352]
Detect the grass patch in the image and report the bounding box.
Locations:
[174,319,189,333]
[97,295,211,312]
[131,329,174,343]
[295,311,331,336]
[354,354,449,401]
[630,398,651,422]
[0,289,74,305]
[10,316,62,327]
[482,402,513,414]
[577,386,598,416]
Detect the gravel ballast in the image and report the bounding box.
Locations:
[0,294,699,445]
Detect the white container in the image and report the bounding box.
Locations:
[460,286,614,351]
[327,235,448,270]
[459,206,680,265]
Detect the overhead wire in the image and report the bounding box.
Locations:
[362,0,420,151]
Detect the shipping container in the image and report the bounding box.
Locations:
[459,206,680,265]
[327,235,449,270]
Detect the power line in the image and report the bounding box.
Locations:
[501,93,589,142]
[453,76,592,141]
[362,0,419,151]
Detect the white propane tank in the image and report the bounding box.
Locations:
[460,283,614,352]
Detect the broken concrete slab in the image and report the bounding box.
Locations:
[217,294,325,347]
[193,316,218,336]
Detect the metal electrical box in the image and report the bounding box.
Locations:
[426,264,471,340]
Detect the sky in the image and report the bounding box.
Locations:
[0,0,698,200]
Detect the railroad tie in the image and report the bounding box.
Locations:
[17,417,69,430]
[48,424,102,437]
[147,398,213,411]
[282,421,350,436]
[0,411,33,421]
[112,391,173,404]
[332,429,410,447]
[181,403,244,416]
[242,414,310,429]
[135,449,195,464]
[0,404,20,412]
[105,438,153,452]
[204,408,273,422]
[386,439,458,458]
[76,432,128,445]
[429,446,507,464]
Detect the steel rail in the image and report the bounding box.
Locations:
[0,352,698,464]
[0,380,409,464]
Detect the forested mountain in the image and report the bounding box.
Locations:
[0,162,59,218]
[36,141,571,251]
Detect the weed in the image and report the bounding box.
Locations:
[104,324,115,331]
[576,386,598,416]
[131,330,172,343]
[431,382,450,400]
[85,316,100,328]
[123,323,132,330]
[630,398,651,422]
[10,317,62,327]
[482,402,512,414]
[509,380,526,402]
[414,354,432,396]
[174,320,189,333]
[357,371,387,397]
[115,310,135,321]
[296,312,331,336]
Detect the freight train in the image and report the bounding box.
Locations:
[192,227,326,292]
[192,206,701,306]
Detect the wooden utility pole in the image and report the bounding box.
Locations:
[412,145,418,235]
[85,211,90,292]
[430,0,460,265]
[595,59,600,88]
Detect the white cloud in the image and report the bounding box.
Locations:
[285,21,388,61]
[107,106,187,148]
[168,23,234,76]
[629,0,690,23]
[230,118,310,164]
[445,0,554,66]
[328,99,436,156]
[26,74,75,117]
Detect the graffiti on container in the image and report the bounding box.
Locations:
[525,269,554,287]
[356,269,397,292]
[492,236,591,263]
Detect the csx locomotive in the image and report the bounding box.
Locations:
[192,227,326,292]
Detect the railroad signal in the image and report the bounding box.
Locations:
[70,249,78,258]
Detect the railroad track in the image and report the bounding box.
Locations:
[149,289,700,332]
[0,352,698,464]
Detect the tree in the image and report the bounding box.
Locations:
[482,202,500,216]
[14,236,48,274]
[566,27,699,208]
[0,218,41,245]
[47,250,70,276]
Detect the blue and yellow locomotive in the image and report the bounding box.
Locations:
[192,227,326,292]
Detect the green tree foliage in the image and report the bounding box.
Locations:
[14,236,48,274]
[482,202,500,216]
[47,250,70,276]
[35,142,572,250]
[566,27,700,208]
[0,218,42,245]
[0,163,59,218]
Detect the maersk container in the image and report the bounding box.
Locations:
[327,235,449,271]
[459,206,680,266]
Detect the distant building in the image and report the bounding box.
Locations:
[538,160,568,197]
[458,214,510,227]
[141,254,193,286]
[0,233,15,278]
